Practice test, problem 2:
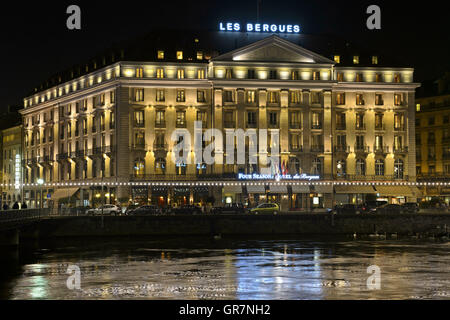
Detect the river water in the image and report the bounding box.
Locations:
[1,237,449,300]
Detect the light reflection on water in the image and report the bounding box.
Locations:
[3,238,450,300]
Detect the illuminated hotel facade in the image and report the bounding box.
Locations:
[20,35,420,209]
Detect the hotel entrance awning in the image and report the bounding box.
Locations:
[50,188,80,200]
[312,184,333,194]
[223,185,243,194]
[246,185,266,193]
[291,184,311,194]
[334,185,376,194]
[269,185,288,194]
[374,186,414,197]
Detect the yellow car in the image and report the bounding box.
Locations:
[250,203,280,215]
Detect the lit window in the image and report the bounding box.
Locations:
[197,69,205,79]
[176,51,183,60]
[416,104,421,112]
[177,69,185,79]
[353,56,359,64]
[156,68,164,79]
[197,51,203,60]
[157,51,164,59]
[136,67,143,78]
[372,56,378,65]
[334,55,340,64]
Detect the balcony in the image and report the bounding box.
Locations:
[354,144,370,153]
[224,121,236,129]
[93,147,103,155]
[289,145,303,152]
[153,142,168,150]
[132,143,147,151]
[355,123,366,131]
[57,153,68,161]
[373,145,389,154]
[394,125,406,132]
[268,122,279,129]
[289,122,301,129]
[134,121,145,128]
[311,145,324,153]
[155,121,166,128]
[336,124,346,131]
[334,145,350,153]
[393,146,409,154]
[76,150,86,158]
[374,124,386,131]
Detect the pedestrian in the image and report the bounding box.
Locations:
[3,203,9,210]
[12,202,19,210]
[21,202,27,209]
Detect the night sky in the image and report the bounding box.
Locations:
[0,0,449,109]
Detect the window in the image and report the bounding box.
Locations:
[267,91,279,103]
[197,69,205,79]
[428,117,435,126]
[134,110,144,127]
[134,132,145,147]
[248,69,255,79]
[337,72,344,82]
[269,70,277,79]
[176,111,186,127]
[197,111,207,127]
[176,51,183,60]
[225,68,233,79]
[247,112,257,127]
[311,112,322,129]
[290,91,300,104]
[394,93,404,106]
[394,159,404,179]
[375,73,383,82]
[92,116,97,133]
[356,159,366,176]
[223,90,234,103]
[336,93,345,105]
[289,112,301,129]
[156,89,165,102]
[157,50,164,59]
[394,113,404,130]
[134,88,144,102]
[177,69,185,79]
[356,113,365,129]
[291,70,299,80]
[155,110,165,127]
[311,91,321,104]
[290,134,301,151]
[247,90,256,103]
[110,111,115,129]
[372,56,378,65]
[224,111,234,128]
[196,51,203,60]
[136,67,143,78]
[443,115,449,124]
[155,158,166,175]
[353,56,359,64]
[375,94,384,105]
[176,90,185,102]
[375,113,384,130]
[356,93,365,105]
[355,73,363,82]
[375,135,383,149]
[394,74,401,83]
[375,159,385,176]
[355,135,364,150]
[156,68,164,78]
[312,158,322,175]
[394,135,403,150]
[336,160,346,177]
[83,118,87,135]
[134,158,145,177]
[110,91,116,104]
[268,112,278,127]
[197,90,206,102]
[334,55,341,63]
[67,124,71,138]
[336,112,346,130]
[313,71,320,80]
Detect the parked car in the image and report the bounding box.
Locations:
[402,202,419,214]
[212,203,247,214]
[124,204,140,215]
[86,204,121,216]
[360,200,388,214]
[250,203,280,215]
[128,205,161,215]
[376,204,405,214]
[173,205,202,215]
[335,204,360,214]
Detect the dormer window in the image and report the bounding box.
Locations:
[372,56,378,65]
[196,51,203,60]
[353,56,359,64]
[157,50,164,59]
[176,51,183,60]
[334,55,341,64]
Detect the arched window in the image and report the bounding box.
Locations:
[375,159,385,176]
[394,159,404,179]
[336,160,346,177]
[134,158,145,177]
[289,157,301,175]
[312,158,322,175]
[155,158,166,175]
[356,159,366,176]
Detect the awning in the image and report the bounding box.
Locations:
[334,185,376,194]
[246,185,266,193]
[312,184,333,194]
[223,185,243,194]
[374,185,414,197]
[50,188,79,200]
[291,184,311,194]
[269,184,288,194]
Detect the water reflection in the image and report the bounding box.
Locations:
[1,238,449,300]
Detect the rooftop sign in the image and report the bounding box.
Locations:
[219,22,300,33]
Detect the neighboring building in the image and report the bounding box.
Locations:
[19,34,420,209]
[415,75,450,204]
[1,125,23,207]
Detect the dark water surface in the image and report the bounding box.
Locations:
[1,236,449,300]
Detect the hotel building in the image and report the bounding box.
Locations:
[19,34,420,209]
